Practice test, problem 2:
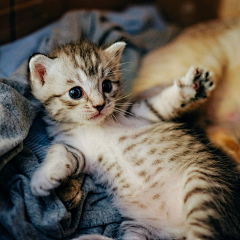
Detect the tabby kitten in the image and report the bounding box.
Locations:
[29,41,240,240]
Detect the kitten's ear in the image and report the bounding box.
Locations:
[28,54,53,88]
[104,41,126,62]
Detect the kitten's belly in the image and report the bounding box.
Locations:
[65,123,186,237]
[116,170,185,237]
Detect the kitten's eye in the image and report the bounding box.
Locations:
[102,80,112,93]
[69,87,83,99]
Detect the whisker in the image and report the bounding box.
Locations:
[111,113,121,126]
[113,108,136,125]
[115,102,133,107]
[105,62,134,72]
[103,51,124,70]
[115,93,132,102]
[114,107,135,116]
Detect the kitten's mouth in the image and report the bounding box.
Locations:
[90,113,103,120]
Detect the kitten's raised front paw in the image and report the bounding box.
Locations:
[176,66,214,104]
[31,168,63,196]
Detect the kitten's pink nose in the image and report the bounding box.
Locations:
[94,103,105,113]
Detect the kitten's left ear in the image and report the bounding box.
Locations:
[104,41,126,62]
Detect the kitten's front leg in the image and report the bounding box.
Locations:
[31,143,84,196]
[130,66,214,122]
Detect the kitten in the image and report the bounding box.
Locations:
[132,17,240,163]
[29,41,240,240]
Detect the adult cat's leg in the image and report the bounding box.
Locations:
[31,143,84,196]
[128,66,214,122]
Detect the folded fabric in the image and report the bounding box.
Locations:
[0,5,178,240]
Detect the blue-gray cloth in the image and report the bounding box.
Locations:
[0,5,178,240]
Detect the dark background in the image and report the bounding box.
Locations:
[1,0,239,45]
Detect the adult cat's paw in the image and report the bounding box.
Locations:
[176,66,214,103]
[31,168,63,196]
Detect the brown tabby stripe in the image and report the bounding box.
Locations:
[184,176,206,188]
[66,79,75,85]
[195,217,221,232]
[106,69,113,77]
[98,155,103,162]
[79,47,100,76]
[194,233,215,240]
[187,169,221,182]
[184,187,209,204]
[186,201,216,219]
[168,152,186,162]
[138,171,147,177]
[123,136,149,155]
[134,158,145,166]
[189,222,204,228]
[112,80,120,86]
[60,99,78,107]
[144,99,165,121]
[115,171,122,178]
[140,204,147,209]
[130,201,140,205]
[111,90,119,98]
[148,148,157,155]
[155,167,162,174]
[151,182,158,188]
[119,136,127,142]
[145,175,150,183]
[158,148,169,155]
[131,128,153,139]
[44,94,62,106]
[123,143,138,154]
[102,161,108,167]
[106,163,116,172]
[52,109,63,118]
[119,178,126,183]
[152,159,162,165]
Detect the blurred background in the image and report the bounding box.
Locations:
[1,0,240,45]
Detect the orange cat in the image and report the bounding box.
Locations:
[133,17,240,163]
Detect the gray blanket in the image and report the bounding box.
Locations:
[0,8,178,240]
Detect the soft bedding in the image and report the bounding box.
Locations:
[0,5,178,240]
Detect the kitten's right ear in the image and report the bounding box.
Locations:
[28,54,53,88]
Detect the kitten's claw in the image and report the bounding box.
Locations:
[31,169,62,196]
[175,66,214,104]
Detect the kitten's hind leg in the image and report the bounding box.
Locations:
[129,66,214,122]
[73,221,150,240]
[31,143,84,196]
[73,234,114,240]
[118,220,157,240]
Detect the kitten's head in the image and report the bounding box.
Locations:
[28,41,126,125]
